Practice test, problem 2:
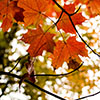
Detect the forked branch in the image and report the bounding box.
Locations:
[52,0,100,58]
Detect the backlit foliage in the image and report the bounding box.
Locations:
[0,0,100,100]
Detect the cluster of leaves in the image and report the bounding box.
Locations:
[0,0,100,99]
[0,0,88,69]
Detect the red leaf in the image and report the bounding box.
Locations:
[50,36,88,69]
[18,0,51,26]
[1,16,12,32]
[0,0,15,16]
[0,0,23,31]
[14,8,24,22]
[21,26,55,57]
[57,12,86,34]
[63,3,75,14]
[86,0,100,17]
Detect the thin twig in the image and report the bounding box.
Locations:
[9,54,29,73]
[9,58,21,73]
[55,10,64,25]
[33,62,83,77]
[75,91,100,100]
[53,0,70,16]
[70,5,82,16]
[54,10,67,43]
[42,12,66,43]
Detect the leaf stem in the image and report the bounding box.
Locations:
[70,5,82,16]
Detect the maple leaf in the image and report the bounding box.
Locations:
[0,0,14,31]
[86,0,100,17]
[57,13,86,34]
[1,16,12,32]
[74,0,100,17]
[50,36,88,69]
[21,26,55,57]
[57,4,86,34]
[17,0,51,26]
[0,0,22,31]
[13,1,24,22]
[67,59,80,69]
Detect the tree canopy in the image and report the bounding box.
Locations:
[0,0,100,100]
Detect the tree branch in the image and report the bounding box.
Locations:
[52,0,100,58]
[9,54,29,73]
[75,91,100,100]
[52,0,81,16]
[0,71,100,100]
[70,5,81,16]
[33,62,83,77]
[0,71,66,100]
[68,16,100,58]
[52,0,70,16]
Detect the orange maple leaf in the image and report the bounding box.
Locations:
[0,0,14,31]
[57,13,86,34]
[63,3,75,14]
[74,0,100,17]
[1,16,12,32]
[0,0,14,16]
[57,4,86,34]
[17,0,51,26]
[86,0,100,17]
[50,36,88,69]
[21,26,55,57]
[0,0,22,31]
